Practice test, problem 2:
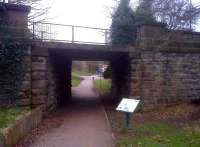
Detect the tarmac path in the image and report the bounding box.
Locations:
[27,76,114,147]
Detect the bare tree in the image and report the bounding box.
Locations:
[7,0,52,22]
[152,0,200,31]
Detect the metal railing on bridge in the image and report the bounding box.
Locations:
[29,22,110,45]
[0,22,110,45]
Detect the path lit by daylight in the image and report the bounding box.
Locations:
[29,76,114,147]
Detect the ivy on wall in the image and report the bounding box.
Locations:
[0,39,29,105]
[0,10,30,105]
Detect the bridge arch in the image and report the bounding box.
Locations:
[30,42,134,111]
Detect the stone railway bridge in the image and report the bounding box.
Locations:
[28,42,131,111]
[2,3,200,112]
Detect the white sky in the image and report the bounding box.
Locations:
[37,0,120,43]
[43,0,199,28]
[36,0,200,43]
[45,0,116,29]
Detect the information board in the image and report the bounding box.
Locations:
[116,98,140,113]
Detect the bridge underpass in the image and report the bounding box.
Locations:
[19,42,132,147]
[0,4,135,109]
[32,42,131,110]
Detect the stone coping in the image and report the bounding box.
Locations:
[136,22,167,28]
[0,106,42,147]
[136,22,200,36]
[138,46,200,53]
[0,2,31,13]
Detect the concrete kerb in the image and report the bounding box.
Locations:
[0,133,5,147]
[101,104,116,141]
[0,106,43,147]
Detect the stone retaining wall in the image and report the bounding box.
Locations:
[17,47,32,107]
[138,50,200,104]
[130,23,200,104]
[0,107,42,147]
[31,56,48,108]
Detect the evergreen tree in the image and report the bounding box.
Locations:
[135,0,156,24]
[103,65,112,79]
[110,0,136,45]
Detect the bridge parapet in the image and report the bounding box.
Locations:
[30,22,110,45]
[136,23,200,51]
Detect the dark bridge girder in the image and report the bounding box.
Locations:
[32,41,129,59]
[49,49,128,61]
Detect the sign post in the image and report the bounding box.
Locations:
[125,112,131,128]
[116,98,140,129]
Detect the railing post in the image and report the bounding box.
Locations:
[32,22,35,40]
[41,31,44,40]
[72,26,74,43]
[105,29,108,44]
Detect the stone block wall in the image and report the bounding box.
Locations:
[31,56,48,107]
[0,3,32,106]
[129,48,142,98]
[17,48,51,110]
[131,23,200,104]
[136,50,200,104]
[17,48,32,106]
[17,47,73,112]
[47,55,59,111]
[17,47,72,112]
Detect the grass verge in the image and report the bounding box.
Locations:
[0,107,30,130]
[72,69,94,76]
[105,103,200,147]
[71,74,84,87]
[93,79,111,94]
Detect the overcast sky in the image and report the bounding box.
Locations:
[37,0,200,43]
[42,0,199,28]
[42,0,117,29]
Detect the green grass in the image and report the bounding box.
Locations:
[0,107,30,130]
[71,69,93,87]
[71,74,84,87]
[117,121,200,147]
[105,103,200,147]
[93,79,111,94]
[72,69,94,76]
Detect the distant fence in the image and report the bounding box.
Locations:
[29,22,110,45]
